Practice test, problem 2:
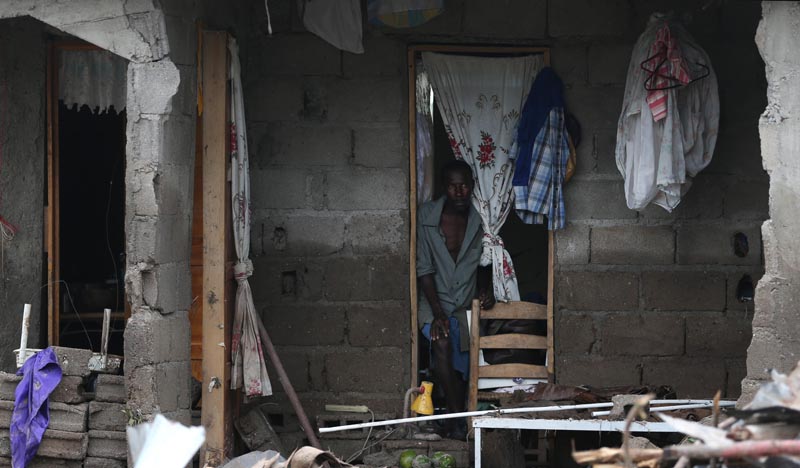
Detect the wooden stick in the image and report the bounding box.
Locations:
[622,394,654,468]
[256,317,321,449]
[572,447,662,465]
[663,439,800,460]
[18,303,31,367]
[100,308,111,369]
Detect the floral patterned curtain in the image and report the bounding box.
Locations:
[423,52,542,302]
[228,37,273,397]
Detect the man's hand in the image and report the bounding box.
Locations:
[478,288,495,310]
[431,316,450,341]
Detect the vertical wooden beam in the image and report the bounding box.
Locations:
[408,47,419,388]
[200,30,231,466]
[45,42,60,346]
[547,231,555,380]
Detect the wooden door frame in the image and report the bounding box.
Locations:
[407,45,555,386]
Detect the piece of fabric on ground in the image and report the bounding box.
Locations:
[11,347,62,468]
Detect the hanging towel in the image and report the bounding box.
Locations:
[512,67,570,230]
[298,0,364,54]
[644,24,691,122]
[11,347,62,468]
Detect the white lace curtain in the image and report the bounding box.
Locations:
[58,49,127,112]
[228,38,273,397]
[423,52,543,302]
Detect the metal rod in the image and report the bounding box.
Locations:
[100,308,111,369]
[256,316,321,449]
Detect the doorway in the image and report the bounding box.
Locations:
[46,43,128,355]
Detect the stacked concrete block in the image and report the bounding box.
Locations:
[0,360,128,465]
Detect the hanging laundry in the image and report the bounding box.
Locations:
[511,67,570,230]
[11,347,62,468]
[367,0,444,28]
[298,0,364,54]
[615,13,719,212]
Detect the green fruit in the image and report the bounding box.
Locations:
[412,454,432,468]
[437,453,456,468]
[399,449,417,468]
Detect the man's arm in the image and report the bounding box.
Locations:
[476,265,495,309]
[419,273,450,340]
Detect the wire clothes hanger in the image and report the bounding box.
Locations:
[640,43,710,91]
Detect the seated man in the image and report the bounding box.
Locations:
[416,159,493,436]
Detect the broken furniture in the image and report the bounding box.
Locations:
[467,299,549,413]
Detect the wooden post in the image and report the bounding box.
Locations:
[200,30,232,466]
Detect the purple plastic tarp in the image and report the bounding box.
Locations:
[11,347,62,468]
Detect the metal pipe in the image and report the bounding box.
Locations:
[591,401,736,417]
[256,317,322,449]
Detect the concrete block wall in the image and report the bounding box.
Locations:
[241,0,768,436]
[0,18,47,371]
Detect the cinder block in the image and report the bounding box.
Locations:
[677,225,762,265]
[89,401,128,432]
[591,226,674,265]
[555,313,596,355]
[162,15,195,66]
[347,212,408,255]
[95,374,126,404]
[251,256,325,303]
[642,358,726,398]
[327,78,403,123]
[462,1,546,38]
[556,356,641,387]
[550,45,588,85]
[726,358,747,399]
[0,372,20,401]
[266,349,309,393]
[246,78,304,122]
[127,61,180,116]
[588,44,634,85]
[728,270,762,311]
[252,34,341,76]
[51,346,95,377]
[250,167,308,210]
[51,375,88,404]
[47,402,89,433]
[123,310,190,368]
[87,430,127,460]
[554,224,590,265]
[347,303,407,347]
[706,124,765,176]
[592,129,621,175]
[324,348,404,393]
[0,457,81,467]
[259,123,352,167]
[723,180,769,220]
[642,271,726,311]
[564,85,624,130]
[326,168,407,210]
[343,36,404,77]
[284,215,346,256]
[564,180,636,220]
[352,126,405,168]
[686,312,751,358]
[549,0,631,37]
[261,305,346,346]
[556,271,639,311]
[0,428,88,460]
[600,313,684,357]
[366,256,408,301]
[125,361,191,414]
[83,457,126,468]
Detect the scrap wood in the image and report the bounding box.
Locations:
[572,447,663,465]
[662,439,800,460]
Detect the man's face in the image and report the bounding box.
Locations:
[444,169,473,212]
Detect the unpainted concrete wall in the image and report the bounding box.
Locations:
[0,17,47,371]
[242,0,768,437]
[741,1,800,403]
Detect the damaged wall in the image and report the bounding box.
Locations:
[741,1,800,403]
[242,0,768,443]
[0,17,47,371]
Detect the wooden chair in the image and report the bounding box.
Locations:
[467,299,550,412]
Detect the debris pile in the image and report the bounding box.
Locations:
[0,346,127,467]
[573,361,800,467]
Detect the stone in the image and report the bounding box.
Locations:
[83,457,127,468]
[47,402,89,433]
[0,372,21,401]
[50,375,89,404]
[89,401,129,432]
[609,394,650,420]
[95,374,126,403]
[0,429,88,460]
[87,430,128,460]
[51,346,95,377]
